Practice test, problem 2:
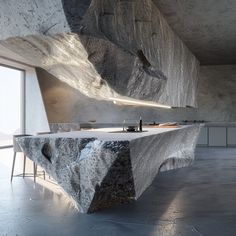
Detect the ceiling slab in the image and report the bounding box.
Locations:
[154,0,236,65]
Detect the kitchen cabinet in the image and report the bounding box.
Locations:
[197,127,208,146]
[227,127,236,146]
[208,127,227,147]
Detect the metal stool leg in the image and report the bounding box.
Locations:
[11,152,17,182]
[33,163,37,183]
[33,162,36,183]
[23,155,26,178]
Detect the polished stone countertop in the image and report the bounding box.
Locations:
[28,125,193,141]
[17,124,201,213]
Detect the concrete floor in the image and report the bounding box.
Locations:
[1,147,236,236]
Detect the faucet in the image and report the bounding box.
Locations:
[139,117,142,132]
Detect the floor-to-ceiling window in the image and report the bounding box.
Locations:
[0,65,24,148]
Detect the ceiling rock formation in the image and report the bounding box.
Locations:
[0,0,199,107]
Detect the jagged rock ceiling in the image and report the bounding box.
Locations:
[154,0,236,65]
[0,0,199,107]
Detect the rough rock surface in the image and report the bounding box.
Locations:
[17,125,201,213]
[0,0,199,107]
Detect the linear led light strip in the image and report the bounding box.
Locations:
[109,97,172,109]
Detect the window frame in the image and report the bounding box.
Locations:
[0,63,25,149]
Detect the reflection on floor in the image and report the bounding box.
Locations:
[1,147,236,236]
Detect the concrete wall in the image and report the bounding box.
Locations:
[37,65,236,124]
[154,0,236,65]
[25,68,50,134]
[194,65,236,122]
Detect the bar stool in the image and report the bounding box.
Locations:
[11,134,39,182]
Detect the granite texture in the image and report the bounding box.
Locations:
[0,0,199,107]
[17,125,201,213]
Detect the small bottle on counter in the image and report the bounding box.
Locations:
[139,116,142,132]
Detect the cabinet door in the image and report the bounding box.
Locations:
[227,127,236,146]
[197,127,208,146]
[208,127,226,147]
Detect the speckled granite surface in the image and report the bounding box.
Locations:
[17,125,201,213]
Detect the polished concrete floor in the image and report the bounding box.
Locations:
[1,147,236,236]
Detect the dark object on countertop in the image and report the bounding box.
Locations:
[148,122,160,126]
[126,126,136,132]
[139,117,142,132]
[182,120,205,123]
[109,130,148,133]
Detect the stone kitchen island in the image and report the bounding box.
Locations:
[16,125,201,213]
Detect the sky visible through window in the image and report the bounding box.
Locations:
[0,66,22,146]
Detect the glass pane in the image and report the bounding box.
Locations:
[0,66,23,147]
